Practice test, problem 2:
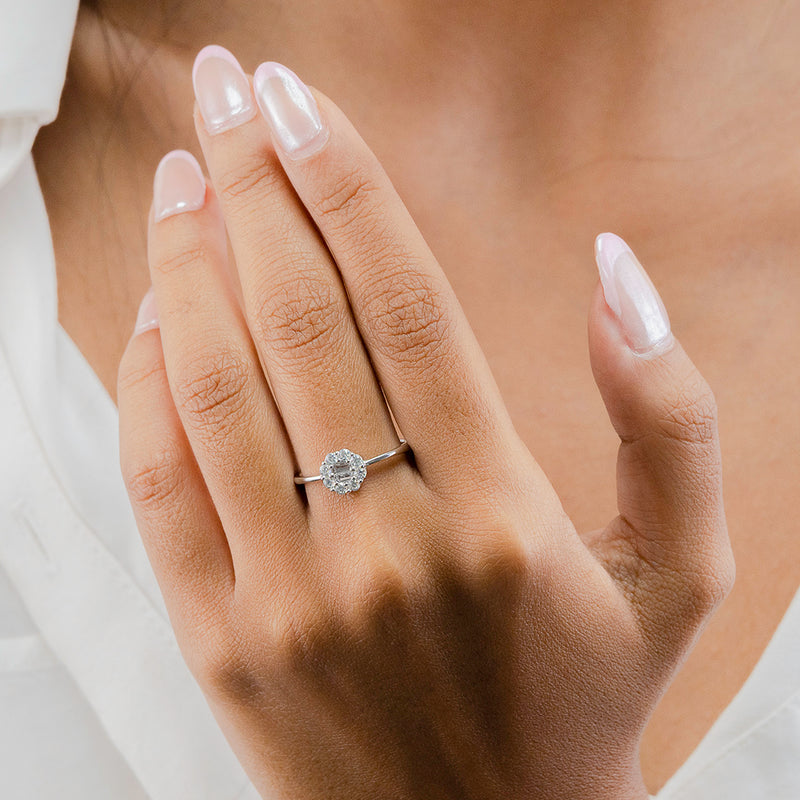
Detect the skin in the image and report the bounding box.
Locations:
[32,0,800,793]
[115,70,734,799]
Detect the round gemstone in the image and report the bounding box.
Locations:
[319,448,367,494]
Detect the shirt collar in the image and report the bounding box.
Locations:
[0,0,79,187]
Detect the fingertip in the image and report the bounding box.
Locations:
[252,61,330,160]
[593,232,674,358]
[134,286,160,337]
[594,232,627,316]
[587,278,624,375]
[153,150,208,223]
[192,44,243,87]
[587,272,698,446]
[192,45,257,137]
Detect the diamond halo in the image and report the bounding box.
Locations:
[319,448,368,494]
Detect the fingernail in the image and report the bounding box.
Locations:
[253,62,328,158]
[192,45,256,135]
[134,287,159,335]
[594,232,674,357]
[153,150,206,222]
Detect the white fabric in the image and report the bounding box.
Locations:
[0,2,796,798]
[0,2,261,798]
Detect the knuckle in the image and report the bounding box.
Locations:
[193,626,260,699]
[216,154,283,205]
[686,551,736,618]
[657,378,719,448]
[475,533,532,584]
[254,272,348,368]
[344,560,410,629]
[269,606,336,677]
[173,347,255,440]
[270,563,412,675]
[117,358,168,399]
[645,548,736,640]
[451,514,534,591]
[156,244,214,276]
[718,549,737,599]
[122,444,187,515]
[309,167,380,232]
[361,271,451,364]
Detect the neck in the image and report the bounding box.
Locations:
[38,1,800,317]
[76,0,800,164]
[33,0,800,408]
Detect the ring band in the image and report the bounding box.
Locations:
[294,440,410,494]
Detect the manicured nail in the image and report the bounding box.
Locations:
[253,62,328,158]
[134,286,159,335]
[192,45,256,135]
[153,150,206,222]
[594,232,674,357]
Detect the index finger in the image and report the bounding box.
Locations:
[252,63,520,486]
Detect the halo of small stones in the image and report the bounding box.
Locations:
[319,448,368,494]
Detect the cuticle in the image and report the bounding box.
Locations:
[631,330,676,360]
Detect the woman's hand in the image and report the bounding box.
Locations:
[117,48,734,800]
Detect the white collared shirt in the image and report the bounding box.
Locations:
[0,2,797,797]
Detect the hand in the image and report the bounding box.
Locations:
[118,49,734,800]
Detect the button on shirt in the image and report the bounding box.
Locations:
[0,3,797,798]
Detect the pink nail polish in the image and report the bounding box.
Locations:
[253,62,328,158]
[193,45,256,135]
[594,232,674,357]
[134,287,159,335]
[153,150,206,222]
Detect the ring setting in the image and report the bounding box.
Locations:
[295,440,410,494]
[320,448,367,494]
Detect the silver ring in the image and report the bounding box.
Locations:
[294,440,411,494]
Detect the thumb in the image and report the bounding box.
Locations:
[587,233,734,645]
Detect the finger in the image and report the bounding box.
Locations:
[587,233,735,639]
[117,293,233,632]
[148,149,306,570]
[191,46,410,499]
[251,63,522,488]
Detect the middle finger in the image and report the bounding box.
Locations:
[191,46,412,503]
